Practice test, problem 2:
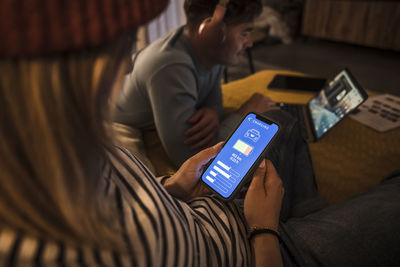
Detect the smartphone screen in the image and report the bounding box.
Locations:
[268,75,326,92]
[201,113,279,200]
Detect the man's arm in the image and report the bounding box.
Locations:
[218,93,279,141]
[184,107,220,150]
[184,65,224,149]
[147,64,204,166]
[199,65,224,114]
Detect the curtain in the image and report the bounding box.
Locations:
[137,0,186,50]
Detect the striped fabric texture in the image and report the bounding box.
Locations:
[0,147,251,266]
[0,0,168,56]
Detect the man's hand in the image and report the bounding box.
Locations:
[163,142,223,202]
[184,107,219,150]
[237,93,279,116]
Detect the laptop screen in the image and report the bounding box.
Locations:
[308,69,366,138]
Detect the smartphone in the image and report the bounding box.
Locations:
[268,74,327,92]
[201,112,280,200]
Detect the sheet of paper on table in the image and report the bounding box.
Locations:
[350,94,400,132]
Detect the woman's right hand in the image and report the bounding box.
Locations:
[244,160,284,230]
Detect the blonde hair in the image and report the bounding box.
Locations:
[0,34,134,250]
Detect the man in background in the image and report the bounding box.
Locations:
[113,0,278,167]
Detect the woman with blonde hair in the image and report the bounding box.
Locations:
[0,0,281,265]
[1,0,399,266]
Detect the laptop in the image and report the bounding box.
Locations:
[277,68,368,142]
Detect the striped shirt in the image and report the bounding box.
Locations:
[0,147,251,266]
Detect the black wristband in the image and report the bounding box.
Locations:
[248,227,281,242]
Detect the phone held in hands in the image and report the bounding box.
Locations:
[201,112,280,200]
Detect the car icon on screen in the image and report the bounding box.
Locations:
[244,129,260,142]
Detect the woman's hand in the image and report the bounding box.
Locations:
[244,160,284,230]
[163,142,223,202]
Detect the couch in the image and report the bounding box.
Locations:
[143,70,400,204]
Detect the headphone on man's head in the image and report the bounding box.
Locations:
[197,0,230,46]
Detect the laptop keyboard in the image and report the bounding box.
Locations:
[279,103,309,139]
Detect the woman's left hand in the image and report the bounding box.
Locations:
[163,142,223,202]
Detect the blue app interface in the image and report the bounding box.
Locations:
[201,113,279,198]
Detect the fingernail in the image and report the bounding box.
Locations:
[260,160,266,168]
[215,141,224,147]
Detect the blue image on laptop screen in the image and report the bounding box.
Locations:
[308,70,364,138]
[201,113,279,199]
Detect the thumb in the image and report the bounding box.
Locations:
[265,160,279,180]
[192,142,223,166]
[248,159,267,192]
